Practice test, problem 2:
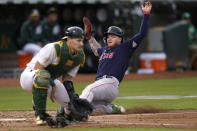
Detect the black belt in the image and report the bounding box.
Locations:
[96,75,113,81]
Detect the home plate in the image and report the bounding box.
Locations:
[0,118,27,121]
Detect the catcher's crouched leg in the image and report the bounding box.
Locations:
[33,69,56,126]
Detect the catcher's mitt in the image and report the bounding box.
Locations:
[63,81,93,121]
[68,97,93,121]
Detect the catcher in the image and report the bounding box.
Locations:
[20,26,93,127]
[80,2,152,114]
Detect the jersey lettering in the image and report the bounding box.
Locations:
[99,52,114,61]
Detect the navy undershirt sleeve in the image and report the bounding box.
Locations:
[123,14,150,49]
[132,14,149,44]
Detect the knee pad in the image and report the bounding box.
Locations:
[33,69,51,89]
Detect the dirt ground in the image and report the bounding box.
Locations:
[0,110,197,130]
[0,71,197,130]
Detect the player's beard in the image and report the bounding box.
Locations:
[107,42,120,49]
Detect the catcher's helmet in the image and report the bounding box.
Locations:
[63,26,85,39]
[104,26,124,44]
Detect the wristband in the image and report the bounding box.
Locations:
[144,11,150,15]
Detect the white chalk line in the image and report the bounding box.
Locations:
[79,121,197,127]
[118,95,197,100]
[1,118,196,128]
[0,118,27,121]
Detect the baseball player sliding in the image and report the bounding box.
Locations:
[80,1,152,114]
[20,27,93,127]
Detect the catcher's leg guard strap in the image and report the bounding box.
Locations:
[33,69,50,117]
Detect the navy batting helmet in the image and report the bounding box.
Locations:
[103,26,124,44]
[105,26,124,37]
[63,26,85,39]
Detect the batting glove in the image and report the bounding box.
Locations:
[83,17,95,40]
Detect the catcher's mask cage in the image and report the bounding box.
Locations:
[62,26,85,40]
[103,26,124,44]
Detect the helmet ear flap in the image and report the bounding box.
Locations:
[64,31,70,37]
[103,37,107,45]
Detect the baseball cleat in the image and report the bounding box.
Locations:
[35,116,46,125]
[111,104,126,114]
